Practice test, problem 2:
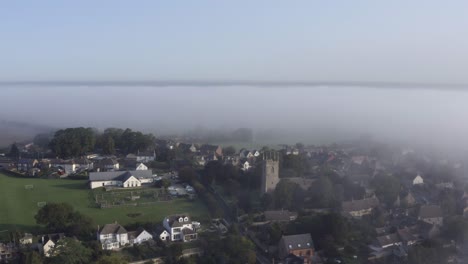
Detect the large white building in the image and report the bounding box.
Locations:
[89,170,152,189]
[159,215,198,242]
[98,223,153,250]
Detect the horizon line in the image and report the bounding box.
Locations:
[1,80,468,89]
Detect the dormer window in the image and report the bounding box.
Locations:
[307,243,310,246]
[184,217,189,222]
[298,244,301,247]
[288,245,292,249]
[178,217,183,222]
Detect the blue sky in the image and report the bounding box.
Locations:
[1,1,468,83]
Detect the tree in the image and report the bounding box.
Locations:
[442,216,468,243]
[49,127,96,158]
[223,146,236,156]
[179,167,196,183]
[371,174,400,206]
[309,176,336,208]
[8,143,19,159]
[33,133,51,149]
[35,203,75,232]
[261,193,273,210]
[99,134,115,155]
[273,180,300,209]
[48,237,92,264]
[35,202,95,240]
[20,250,43,264]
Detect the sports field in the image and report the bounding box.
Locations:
[0,173,208,232]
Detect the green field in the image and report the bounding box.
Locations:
[0,173,208,232]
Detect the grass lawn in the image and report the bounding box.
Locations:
[0,173,209,232]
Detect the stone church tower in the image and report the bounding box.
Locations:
[261,151,280,194]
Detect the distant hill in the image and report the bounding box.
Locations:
[0,120,54,147]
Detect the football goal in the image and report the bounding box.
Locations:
[24,184,34,190]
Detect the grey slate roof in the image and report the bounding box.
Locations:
[376,233,401,247]
[264,210,298,222]
[100,223,127,235]
[342,197,379,213]
[419,205,443,219]
[281,234,314,251]
[166,214,191,228]
[89,170,152,181]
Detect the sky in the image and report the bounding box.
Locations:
[2,1,468,83]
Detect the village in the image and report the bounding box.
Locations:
[0,127,468,264]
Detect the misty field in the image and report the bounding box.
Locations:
[0,173,208,232]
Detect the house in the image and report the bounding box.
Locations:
[200,144,222,157]
[160,214,198,242]
[397,228,418,246]
[413,174,424,185]
[127,228,153,245]
[278,234,314,264]
[136,150,156,163]
[435,182,454,189]
[0,243,18,262]
[189,144,198,153]
[351,155,368,165]
[38,233,65,257]
[0,157,14,170]
[402,191,416,207]
[464,207,468,218]
[418,205,443,226]
[375,233,402,249]
[264,210,298,222]
[240,149,254,159]
[95,158,119,171]
[241,160,252,171]
[89,170,152,189]
[74,158,93,171]
[98,223,129,250]
[19,233,33,245]
[135,163,148,171]
[50,159,78,174]
[341,197,380,218]
[284,147,300,156]
[223,155,240,166]
[193,155,206,166]
[17,158,38,172]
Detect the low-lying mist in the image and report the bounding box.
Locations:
[1,85,468,154]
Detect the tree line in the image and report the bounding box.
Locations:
[26,127,156,159]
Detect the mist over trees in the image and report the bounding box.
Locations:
[45,127,156,158]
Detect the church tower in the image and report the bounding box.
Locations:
[261,151,279,194]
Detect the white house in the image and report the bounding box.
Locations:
[75,158,94,171]
[38,233,65,257]
[413,174,424,185]
[128,228,153,245]
[240,150,254,159]
[189,144,198,153]
[160,215,198,242]
[135,163,148,171]
[50,159,78,174]
[418,205,443,226]
[89,170,152,189]
[95,158,120,171]
[241,161,251,171]
[136,150,156,163]
[98,223,129,250]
